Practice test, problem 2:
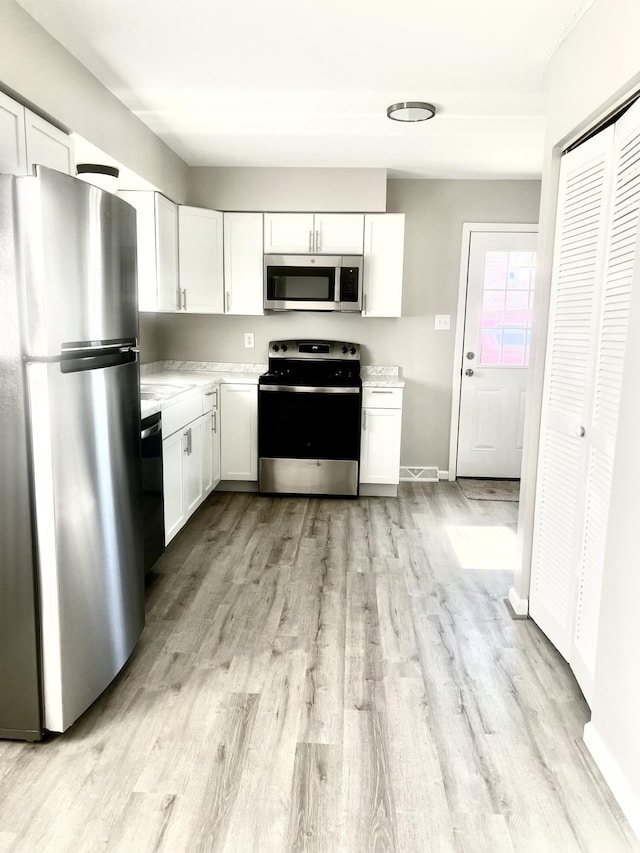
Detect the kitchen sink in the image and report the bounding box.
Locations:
[140,382,194,401]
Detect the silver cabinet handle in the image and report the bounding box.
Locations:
[212,411,217,433]
[465,368,474,376]
[188,427,193,454]
[363,411,367,431]
[183,430,189,454]
[315,229,320,252]
[177,288,182,310]
[182,289,187,311]
[308,230,313,252]
[371,389,393,394]
[225,291,231,312]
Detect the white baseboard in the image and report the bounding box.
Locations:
[508,586,529,616]
[400,466,448,482]
[584,722,640,842]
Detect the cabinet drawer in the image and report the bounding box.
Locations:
[202,386,218,413]
[162,394,202,437]
[362,387,403,409]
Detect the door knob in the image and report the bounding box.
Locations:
[465,368,474,376]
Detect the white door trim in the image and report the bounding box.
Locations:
[448,222,539,481]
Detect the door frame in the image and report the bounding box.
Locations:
[448,222,539,481]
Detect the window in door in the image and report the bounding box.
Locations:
[480,251,536,366]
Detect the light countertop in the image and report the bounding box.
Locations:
[139,360,404,418]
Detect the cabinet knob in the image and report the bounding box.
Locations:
[465,368,474,377]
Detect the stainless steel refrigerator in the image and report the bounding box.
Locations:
[0,166,144,741]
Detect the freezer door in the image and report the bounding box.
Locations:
[19,166,138,358]
[27,358,144,732]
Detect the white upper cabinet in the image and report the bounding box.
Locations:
[264,213,315,253]
[0,92,73,176]
[0,91,27,175]
[264,213,364,254]
[118,191,179,312]
[314,214,364,254]
[363,213,405,317]
[25,110,74,176]
[223,212,264,315]
[178,205,224,314]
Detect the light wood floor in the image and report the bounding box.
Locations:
[0,483,638,852]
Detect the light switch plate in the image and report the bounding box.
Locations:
[434,314,451,331]
[244,332,255,348]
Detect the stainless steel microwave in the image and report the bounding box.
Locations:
[264,254,363,312]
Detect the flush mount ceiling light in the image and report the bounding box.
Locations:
[386,101,436,122]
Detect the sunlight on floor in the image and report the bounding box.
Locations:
[445,524,518,570]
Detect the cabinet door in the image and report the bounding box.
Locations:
[220,384,258,480]
[264,213,314,253]
[315,214,364,254]
[156,194,180,312]
[178,206,224,313]
[201,410,214,497]
[118,191,159,311]
[363,214,405,317]
[360,408,402,484]
[25,110,74,175]
[211,406,221,488]
[224,212,264,315]
[0,91,27,175]
[163,428,187,544]
[183,418,204,516]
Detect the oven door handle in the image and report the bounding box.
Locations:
[141,422,162,439]
[259,384,361,394]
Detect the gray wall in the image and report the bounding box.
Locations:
[187,167,387,212]
[0,0,188,201]
[141,178,540,471]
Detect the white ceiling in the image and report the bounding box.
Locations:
[18,0,595,179]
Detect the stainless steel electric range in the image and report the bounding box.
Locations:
[258,339,362,496]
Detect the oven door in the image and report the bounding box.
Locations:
[258,385,362,495]
[264,255,340,311]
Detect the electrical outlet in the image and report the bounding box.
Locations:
[244,332,255,348]
[434,314,451,331]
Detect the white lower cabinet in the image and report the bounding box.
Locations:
[360,388,403,485]
[202,388,221,495]
[162,386,220,544]
[220,383,257,480]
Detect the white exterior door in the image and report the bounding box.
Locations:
[456,229,538,477]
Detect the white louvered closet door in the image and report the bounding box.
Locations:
[529,127,615,661]
[571,100,640,701]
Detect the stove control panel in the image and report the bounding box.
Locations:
[268,340,360,360]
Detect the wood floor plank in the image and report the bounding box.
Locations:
[342,709,397,853]
[285,743,342,853]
